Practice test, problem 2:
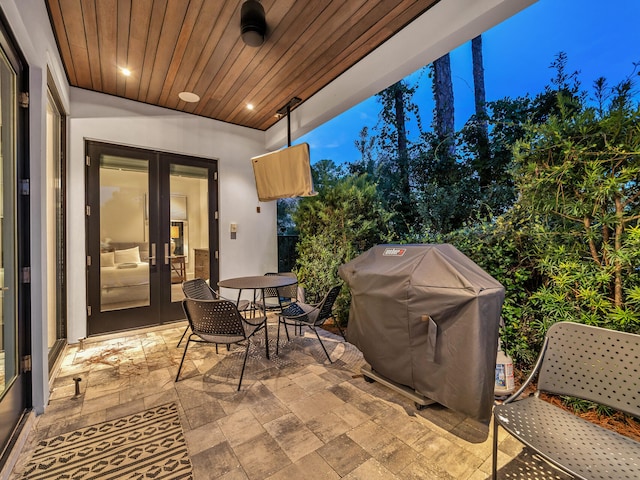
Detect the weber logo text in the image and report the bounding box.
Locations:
[383,248,406,256]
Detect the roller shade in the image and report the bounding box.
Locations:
[252,143,316,201]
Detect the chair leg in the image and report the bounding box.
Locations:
[491,416,499,479]
[277,317,298,355]
[263,319,270,360]
[284,320,291,341]
[311,326,332,363]
[175,337,191,382]
[176,326,189,347]
[333,318,347,340]
[276,318,281,355]
[237,341,250,391]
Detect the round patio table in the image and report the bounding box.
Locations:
[218,275,297,359]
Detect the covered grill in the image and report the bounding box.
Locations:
[338,244,505,424]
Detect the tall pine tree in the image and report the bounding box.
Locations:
[471,35,491,187]
[432,53,455,156]
[375,80,421,234]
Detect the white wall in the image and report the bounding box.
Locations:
[68,88,276,342]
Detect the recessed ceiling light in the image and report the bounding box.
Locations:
[247,103,254,110]
[178,91,200,103]
[121,68,131,76]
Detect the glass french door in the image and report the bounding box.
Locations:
[0,19,28,463]
[86,141,218,335]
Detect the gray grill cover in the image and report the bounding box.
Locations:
[338,244,505,424]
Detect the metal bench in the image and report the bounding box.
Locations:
[492,321,640,480]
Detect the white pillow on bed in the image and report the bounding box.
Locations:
[114,246,141,264]
[100,251,115,267]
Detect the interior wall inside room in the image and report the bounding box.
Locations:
[100,168,147,244]
[170,176,208,272]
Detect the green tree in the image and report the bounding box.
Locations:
[409,55,468,235]
[438,207,542,366]
[471,35,490,187]
[351,126,376,176]
[457,53,584,219]
[412,135,478,234]
[310,159,347,191]
[293,172,394,323]
[374,79,423,235]
[513,79,640,333]
[432,53,455,155]
[459,95,529,217]
[277,198,298,235]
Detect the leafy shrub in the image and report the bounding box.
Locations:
[436,207,543,367]
[293,173,394,325]
[513,84,640,336]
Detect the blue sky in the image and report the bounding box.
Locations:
[297,0,640,166]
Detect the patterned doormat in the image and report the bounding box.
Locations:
[20,403,192,479]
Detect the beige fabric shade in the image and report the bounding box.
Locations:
[252,143,316,201]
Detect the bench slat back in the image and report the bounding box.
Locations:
[538,321,640,418]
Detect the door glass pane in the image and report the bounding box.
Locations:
[0,49,17,398]
[170,164,209,303]
[99,155,150,312]
[46,90,65,354]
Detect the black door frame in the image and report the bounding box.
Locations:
[85,140,219,335]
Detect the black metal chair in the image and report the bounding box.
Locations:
[275,273,299,308]
[182,277,217,300]
[248,274,299,342]
[175,298,265,390]
[276,285,341,363]
[178,278,249,347]
[252,272,290,312]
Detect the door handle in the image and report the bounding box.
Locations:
[164,243,170,265]
[149,243,156,266]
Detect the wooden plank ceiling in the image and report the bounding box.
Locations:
[46,0,438,131]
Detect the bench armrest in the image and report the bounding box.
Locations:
[503,335,549,404]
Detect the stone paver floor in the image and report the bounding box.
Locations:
[9,318,572,479]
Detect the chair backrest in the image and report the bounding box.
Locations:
[262,272,280,299]
[182,278,217,300]
[182,298,246,341]
[314,285,341,326]
[538,321,640,418]
[277,273,298,302]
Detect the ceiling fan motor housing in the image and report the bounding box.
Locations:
[241,0,266,47]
